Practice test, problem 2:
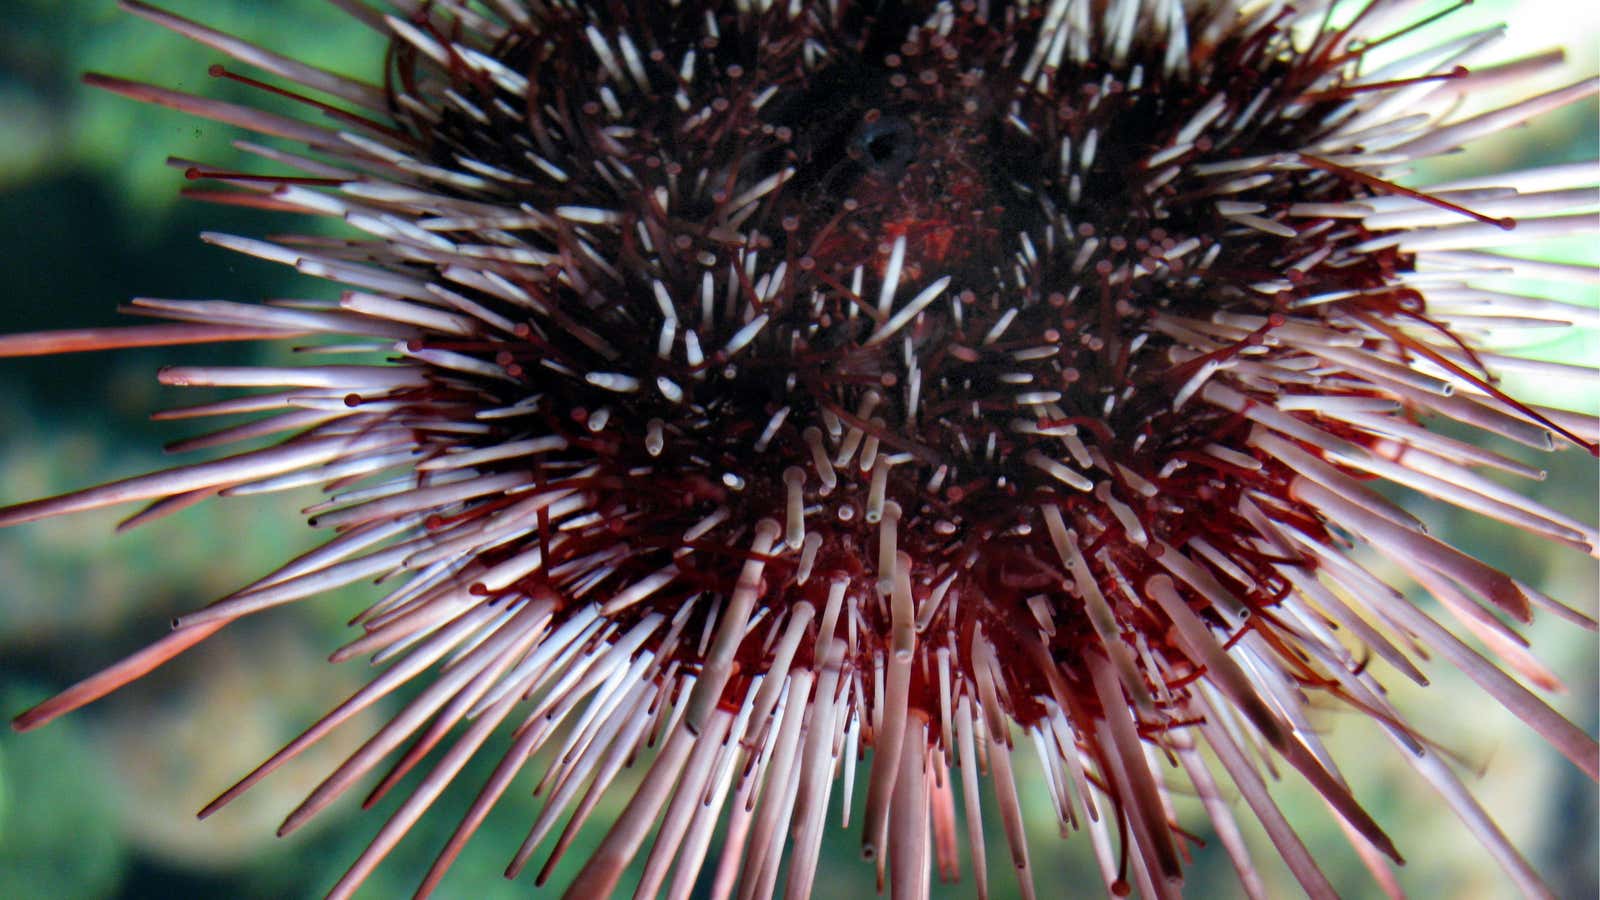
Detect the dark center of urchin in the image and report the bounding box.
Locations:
[387,5,1392,660]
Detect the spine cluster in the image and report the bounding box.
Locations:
[1,2,1595,898]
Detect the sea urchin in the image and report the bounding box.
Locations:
[3,1,1598,898]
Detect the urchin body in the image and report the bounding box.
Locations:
[2,2,1597,898]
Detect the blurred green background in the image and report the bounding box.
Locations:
[0,2,1594,898]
